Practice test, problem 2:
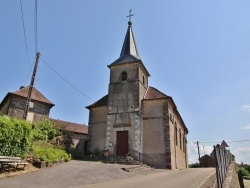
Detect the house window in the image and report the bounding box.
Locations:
[29,102,34,109]
[179,129,182,150]
[121,71,127,81]
[183,137,185,152]
[175,125,178,146]
[143,76,145,85]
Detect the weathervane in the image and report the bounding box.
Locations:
[127,9,134,23]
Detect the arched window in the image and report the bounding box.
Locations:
[121,71,127,81]
[174,122,178,146]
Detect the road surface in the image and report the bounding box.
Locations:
[0,161,215,188]
[83,168,215,188]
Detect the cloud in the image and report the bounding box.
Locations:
[234,147,250,164]
[187,141,214,164]
[241,104,250,111]
[188,141,250,165]
[242,124,250,130]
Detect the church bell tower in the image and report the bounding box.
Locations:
[106,15,150,155]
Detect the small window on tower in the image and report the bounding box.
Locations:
[143,76,145,85]
[121,71,127,81]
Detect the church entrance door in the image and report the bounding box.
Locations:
[116,131,128,156]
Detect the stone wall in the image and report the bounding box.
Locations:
[88,107,107,152]
[168,102,188,169]
[200,162,241,188]
[6,95,51,122]
[142,99,188,169]
[0,98,10,115]
[222,162,240,188]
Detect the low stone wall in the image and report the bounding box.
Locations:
[222,162,240,188]
[199,169,217,188]
[33,160,65,169]
[199,162,241,188]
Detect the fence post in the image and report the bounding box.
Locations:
[214,145,222,188]
[238,170,245,188]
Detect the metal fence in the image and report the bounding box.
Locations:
[213,144,231,188]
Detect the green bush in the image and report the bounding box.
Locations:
[0,116,32,157]
[32,141,70,162]
[0,116,70,163]
[32,119,61,141]
[189,163,200,168]
[240,167,250,177]
[70,148,85,160]
[243,176,250,180]
[93,148,100,156]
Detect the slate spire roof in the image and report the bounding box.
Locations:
[120,21,140,58]
[110,21,141,65]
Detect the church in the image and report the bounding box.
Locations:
[86,19,188,169]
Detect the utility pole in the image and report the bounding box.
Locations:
[197,141,201,161]
[23,52,41,119]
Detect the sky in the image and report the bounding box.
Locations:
[0,0,250,164]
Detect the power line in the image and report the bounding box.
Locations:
[198,140,250,144]
[41,58,95,102]
[19,0,31,65]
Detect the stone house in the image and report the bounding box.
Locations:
[199,154,216,167]
[50,119,88,152]
[0,86,89,151]
[86,21,188,169]
[0,86,54,122]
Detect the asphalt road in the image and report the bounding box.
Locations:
[0,160,215,188]
[83,167,215,188]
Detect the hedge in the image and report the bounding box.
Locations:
[0,116,32,157]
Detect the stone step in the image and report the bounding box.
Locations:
[102,157,142,165]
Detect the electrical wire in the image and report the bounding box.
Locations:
[19,0,31,66]
[199,140,250,144]
[41,58,95,102]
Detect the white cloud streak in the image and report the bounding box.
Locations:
[242,124,250,130]
[242,104,250,111]
[234,147,250,164]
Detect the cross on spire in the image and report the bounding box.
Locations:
[127,9,134,22]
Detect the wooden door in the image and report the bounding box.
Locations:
[116,131,128,156]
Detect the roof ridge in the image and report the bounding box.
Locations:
[11,86,54,105]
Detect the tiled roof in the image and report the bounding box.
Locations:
[10,86,54,105]
[144,87,169,100]
[50,119,88,134]
[86,94,108,109]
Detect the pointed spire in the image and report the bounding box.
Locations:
[119,21,140,59]
[109,11,141,66]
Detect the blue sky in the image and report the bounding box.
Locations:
[1,0,250,164]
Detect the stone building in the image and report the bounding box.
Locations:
[86,20,188,169]
[0,86,54,122]
[0,87,89,149]
[199,154,216,167]
[50,119,88,152]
